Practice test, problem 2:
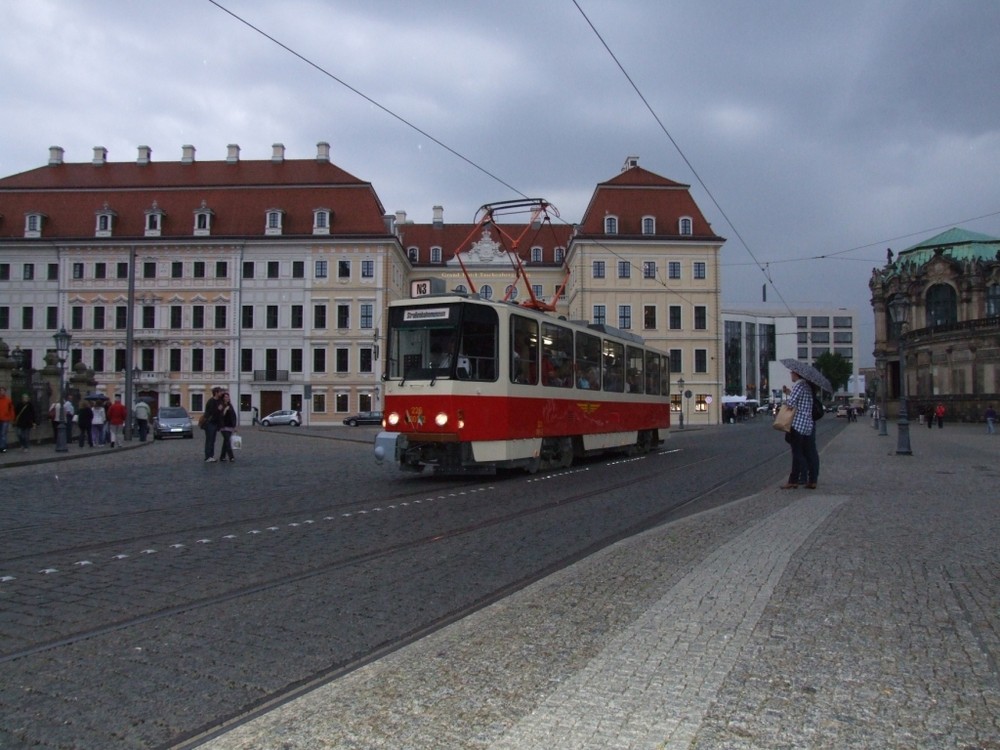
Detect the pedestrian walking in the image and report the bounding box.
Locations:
[14,394,36,451]
[217,391,238,463]
[0,385,15,453]
[76,400,94,447]
[91,399,107,446]
[935,402,946,428]
[107,394,127,447]
[985,404,997,435]
[133,399,151,442]
[63,397,75,443]
[202,386,222,462]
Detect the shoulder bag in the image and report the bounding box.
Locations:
[772,404,795,433]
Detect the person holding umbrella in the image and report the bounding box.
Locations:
[779,359,830,490]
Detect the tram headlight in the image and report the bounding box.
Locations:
[435,412,448,427]
[457,409,465,430]
[387,412,400,425]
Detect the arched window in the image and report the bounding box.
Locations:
[604,216,618,234]
[986,284,1000,317]
[679,217,693,235]
[480,284,493,300]
[925,284,957,327]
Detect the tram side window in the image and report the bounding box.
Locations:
[645,351,661,395]
[603,340,624,392]
[575,331,602,390]
[659,354,670,395]
[511,315,538,384]
[457,303,498,381]
[541,321,573,387]
[626,346,644,393]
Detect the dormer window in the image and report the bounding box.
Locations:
[679,217,693,236]
[430,246,442,263]
[24,212,45,238]
[193,201,214,236]
[145,201,164,237]
[407,247,419,262]
[642,216,656,235]
[604,216,618,235]
[530,246,542,263]
[265,209,284,236]
[313,208,331,235]
[554,247,565,263]
[95,204,116,237]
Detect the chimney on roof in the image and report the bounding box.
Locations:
[621,155,639,172]
[226,144,240,163]
[137,145,152,165]
[48,146,64,166]
[272,143,285,163]
[432,205,444,227]
[182,144,196,164]
[92,147,108,165]
[316,142,330,162]
[395,210,408,226]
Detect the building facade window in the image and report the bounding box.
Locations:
[679,217,692,235]
[592,260,606,279]
[642,216,655,235]
[315,260,328,279]
[431,247,443,263]
[644,305,656,329]
[531,246,542,263]
[242,305,254,329]
[313,348,326,373]
[695,349,708,373]
[266,210,283,235]
[693,261,706,279]
[291,304,303,328]
[313,209,331,234]
[669,349,682,375]
[618,305,632,329]
[243,262,254,279]
[336,347,349,373]
[170,306,182,329]
[362,260,374,278]
[925,284,958,327]
[171,261,183,279]
[593,304,606,325]
[694,305,707,330]
[214,305,226,329]
[360,303,373,329]
[618,260,630,279]
[338,260,350,279]
[643,261,656,279]
[266,305,279,329]
[669,305,682,330]
[604,216,618,234]
[267,261,279,279]
[292,261,305,278]
[337,303,350,329]
[314,304,327,328]
[668,261,681,279]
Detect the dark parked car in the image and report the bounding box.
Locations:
[343,411,383,427]
[260,409,300,426]
[153,406,194,440]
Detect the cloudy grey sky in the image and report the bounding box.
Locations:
[4,0,1000,366]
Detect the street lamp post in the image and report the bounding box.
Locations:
[677,377,685,429]
[53,327,72,453]
[888,296,912,455]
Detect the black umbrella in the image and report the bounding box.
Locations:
[780,359,832,393]
[84,392,108,401]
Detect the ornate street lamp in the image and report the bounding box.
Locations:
[888,296,912,455]
[677,377,685,429]
[53,327,72,453]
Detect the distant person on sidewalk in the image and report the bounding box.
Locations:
[133,399,151,442]
[14,394,36,451]
[202,386,222,462]
[0,386,15,453]
[76,400,94,447]
[107,394,127,447]
[91,399,107,447]
[985,405,997,435]
[217,391,238,463]
[935,402,946,428]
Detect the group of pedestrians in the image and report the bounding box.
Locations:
[201,386,239,463]
[0,386,36,453]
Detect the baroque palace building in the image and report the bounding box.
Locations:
[870,227,1000,422]
[0,146,724,425]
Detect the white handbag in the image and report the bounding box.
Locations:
[231,434,243,450]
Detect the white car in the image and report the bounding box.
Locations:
[260,409,300,426]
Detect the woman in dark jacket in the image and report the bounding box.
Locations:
[14,394,37,451]
[218,392,239,463]
[76,400,94,447]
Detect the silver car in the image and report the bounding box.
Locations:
[153,406,194,439]
[260,409,300,426]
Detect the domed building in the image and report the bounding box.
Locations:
[870,228,1000,423]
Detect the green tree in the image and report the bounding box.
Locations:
[813,352,852,394]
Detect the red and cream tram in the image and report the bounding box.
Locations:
[374,293,671,474]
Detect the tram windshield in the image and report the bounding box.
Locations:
[386,302,498,381]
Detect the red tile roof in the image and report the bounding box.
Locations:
[0,158,391,239]
[577,165,723,240]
